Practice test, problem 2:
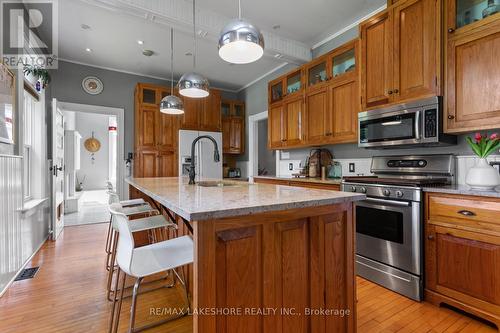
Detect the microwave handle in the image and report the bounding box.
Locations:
[414,111,421,140]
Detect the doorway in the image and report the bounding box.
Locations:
[248,111,277,181]
[58,102,124,226]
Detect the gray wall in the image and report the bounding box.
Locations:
[50,61,238,158]
[311,26,358,58]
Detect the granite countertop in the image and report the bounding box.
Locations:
[254,175,342,185]
[126,177,364,221]
[423,185,500,198]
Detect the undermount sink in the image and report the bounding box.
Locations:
[196,180,243,187]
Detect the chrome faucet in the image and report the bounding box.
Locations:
[189,135,220,185]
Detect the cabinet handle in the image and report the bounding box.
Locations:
[388,90,393,95]
[447,115,455,120]
[458,210,475,217]
[393,89,399,93]
[448,28,455,33]
[427,234,434,240]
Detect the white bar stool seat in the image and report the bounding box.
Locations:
[120,198,146,207]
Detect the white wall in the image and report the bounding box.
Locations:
[75,112,110,190]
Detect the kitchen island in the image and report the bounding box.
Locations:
[126,177,365,333]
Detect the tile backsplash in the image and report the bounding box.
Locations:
[456,155,500,185]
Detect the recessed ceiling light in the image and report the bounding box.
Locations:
[137,40,144,45]
[142,49,154,57]
[85,48,92,53]
[81,24,91,30]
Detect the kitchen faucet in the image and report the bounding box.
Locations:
[189,135,220,185]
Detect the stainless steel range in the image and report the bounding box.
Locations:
[341,154,455,301]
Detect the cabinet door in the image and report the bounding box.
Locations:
[426,224,500,306]
[446,24,500,132]
[360,10,393,109]
[157,110,179,151]
[181,97,203,130]
[136,106,157,150]
[200,89,221,131]
[222,117,231,153]
[393,0,439,102]
[268,104,284,149]
[230,117,243,153]
[284,96,304,146]
[305,87,328,144]
[157,150,177,177]
[134,150,158,177]
[328,79,358,143]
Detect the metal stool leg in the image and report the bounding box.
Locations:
[109,267,126,333]
[128,277,143,333]
[107,230,118,301]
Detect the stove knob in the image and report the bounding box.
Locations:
[360,187,367,193]
[396,190,404,198]
[383,189,391,197]
[351,186,357,192]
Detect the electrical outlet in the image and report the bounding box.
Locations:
[289,163,293,171]
[349,163,355,173]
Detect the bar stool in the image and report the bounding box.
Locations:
[108,204,193,333]
[105,192,155,271]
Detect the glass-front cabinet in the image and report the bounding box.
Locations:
[332,47,356,78]
[269,78,284,104]
[452,0,500,30]
[286,70,302,96]
[306,58,328,88]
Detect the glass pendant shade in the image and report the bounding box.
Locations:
[178,72,210,98]
[160,95,184,114]
[218,18,264,64]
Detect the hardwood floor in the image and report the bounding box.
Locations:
[0,224,496,333]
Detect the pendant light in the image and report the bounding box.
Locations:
[178,0,210,98]
[218,0,264,64]
[160,28,184,114]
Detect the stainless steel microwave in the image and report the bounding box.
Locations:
[358,97,456,148]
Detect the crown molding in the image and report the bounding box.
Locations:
[236,62,290,93]
[58,58,239,93]
[78,0,311,64]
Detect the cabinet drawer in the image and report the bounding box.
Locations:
[427,193,500,234]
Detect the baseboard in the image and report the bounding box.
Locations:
[0,234,50,298]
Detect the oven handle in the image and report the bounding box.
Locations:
[364,197,411,207]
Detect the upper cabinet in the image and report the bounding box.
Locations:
[445,0,500,133]
[181,89,222,131]
[360,0,440,110]
[221,100,245,154]
[268,40,359,149]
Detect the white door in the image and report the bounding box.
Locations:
[51,98,65,240]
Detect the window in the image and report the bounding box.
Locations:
[23,91,36,200]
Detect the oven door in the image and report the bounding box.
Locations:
[355,197,421,275]
[358,109,422,148]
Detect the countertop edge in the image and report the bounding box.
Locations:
[126,178,365,221]
[422,186,500,199]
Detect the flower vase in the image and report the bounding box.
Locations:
[465,158,500,191]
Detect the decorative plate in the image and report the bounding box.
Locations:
[82,76,103,95]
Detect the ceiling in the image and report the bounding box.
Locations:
[58,0,386,92]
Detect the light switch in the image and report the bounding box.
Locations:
[349,163,355,173]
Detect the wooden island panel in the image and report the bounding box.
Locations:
[193,203,356,333]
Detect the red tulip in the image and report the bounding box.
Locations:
[490,133,499,140]
[475,133,482,143]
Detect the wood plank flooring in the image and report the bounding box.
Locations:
[0,223,497,333]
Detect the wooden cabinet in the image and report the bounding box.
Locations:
[425,193,500,328]
[360,0,440,110]
[181,89,222,131]
[268,103,285,149]
[445,13,500,132]
[134,83,180,178]
[269,40,359,149]
[221,100,245,154]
